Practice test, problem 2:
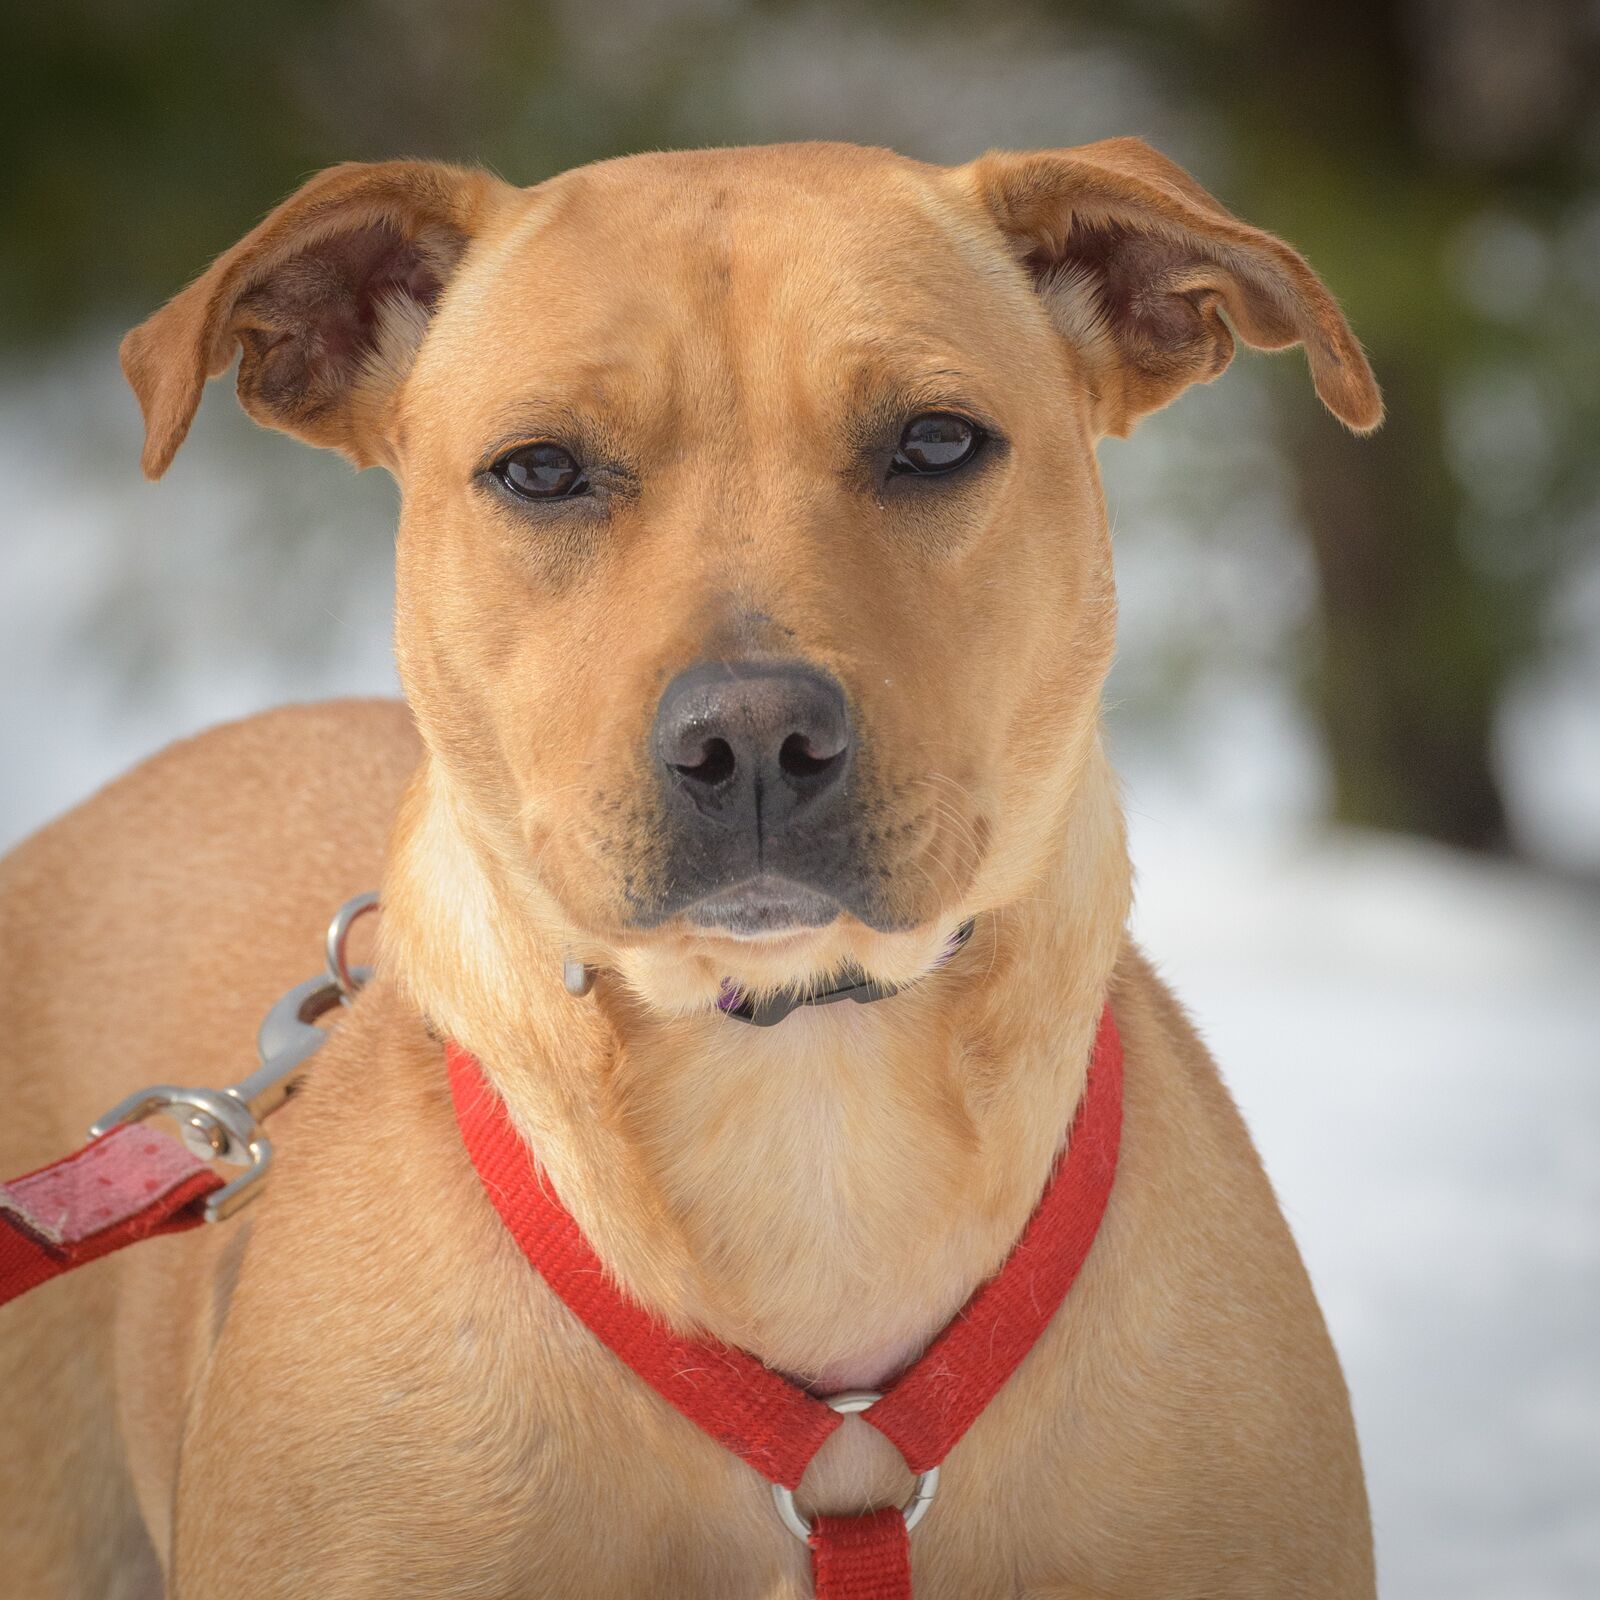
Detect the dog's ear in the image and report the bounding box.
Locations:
[963,138,1381,438]
[120,160,511,478]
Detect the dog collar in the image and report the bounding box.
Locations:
[714,918,976,1027]
[447,1004,1121,1600]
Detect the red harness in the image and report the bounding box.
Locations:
[447,1007,1122,1598]
[0,1008,1122,1600]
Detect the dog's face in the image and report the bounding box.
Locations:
[394,147,1118,958]
[123,142,1377,996]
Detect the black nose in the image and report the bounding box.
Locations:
[653,659,851,829]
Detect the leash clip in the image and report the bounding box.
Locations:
[86,894,379,1222]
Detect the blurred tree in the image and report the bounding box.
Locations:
[0,1,737,349]
[1080,0,1600,853]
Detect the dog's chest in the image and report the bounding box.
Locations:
[207,1266,988,1593]
[176,1126,1122,1598]
[154,1006,1365,1598]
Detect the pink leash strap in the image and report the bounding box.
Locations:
[0,1125,221,1308]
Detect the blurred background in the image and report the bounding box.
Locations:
[2,2,1597,1593]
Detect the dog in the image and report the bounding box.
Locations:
[0,139,1381,1598]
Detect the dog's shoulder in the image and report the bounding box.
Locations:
[1108,938,1271,1178]
[0,698,421,1139]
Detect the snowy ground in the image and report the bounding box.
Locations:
[2,348,1597,1595]
[1128,809,1600,1599]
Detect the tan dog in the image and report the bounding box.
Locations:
[0,140,1381,1598]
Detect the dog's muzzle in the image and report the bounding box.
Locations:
[644,657,872,933]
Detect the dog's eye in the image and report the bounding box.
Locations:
[493,443,589,500]
[890,413,982,476]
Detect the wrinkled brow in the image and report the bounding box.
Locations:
[829,356,1005,453]
[472,367,657,474]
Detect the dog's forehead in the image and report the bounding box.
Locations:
[503,142,974,277]
[408,145,1035,448]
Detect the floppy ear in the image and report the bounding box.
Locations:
[963,138,1381,438]
[120,160,510,478]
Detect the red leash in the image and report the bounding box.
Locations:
[0,904,377,1310]
[447,1006,1122,1598]
[0,1126,222,1306]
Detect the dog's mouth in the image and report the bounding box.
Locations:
[683,875,840,941]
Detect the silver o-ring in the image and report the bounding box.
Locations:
[770,1390,940,1542]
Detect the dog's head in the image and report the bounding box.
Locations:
[124,142,1377,1007]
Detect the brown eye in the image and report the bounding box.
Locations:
[890,413,982,476]
[494,443,588,500]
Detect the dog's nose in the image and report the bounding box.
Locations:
[653,660,851,827]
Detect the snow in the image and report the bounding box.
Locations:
[1130,813,1600,1598]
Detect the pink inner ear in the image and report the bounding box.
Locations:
[230,217,460,426]
[1031,220,1205,354]
[312,222,445,369]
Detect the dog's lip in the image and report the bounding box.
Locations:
[684,876,840,940]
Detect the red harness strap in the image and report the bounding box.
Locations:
[810,1507,913,1599]
[447,1005,1122,1599]
[0,1125,222,1309]
[0,1005,1121,1600]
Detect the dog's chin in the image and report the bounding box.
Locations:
[684,876,840,942]
[604,878,969,1023]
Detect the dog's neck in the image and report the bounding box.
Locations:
[383,747,1130,1386]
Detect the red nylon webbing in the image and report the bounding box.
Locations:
[864,1006,1122,1471]
[810,1507,913,1598]
[447,1005,1121,1599]
[448,1059,843,1490]
[0,976,1122,1599]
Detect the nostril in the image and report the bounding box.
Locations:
[779,732,844,781]
[653,661,851,814]
[675,736,736,787]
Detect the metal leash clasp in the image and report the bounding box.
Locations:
[87,893,379,1222]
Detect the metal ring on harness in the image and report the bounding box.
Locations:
[769,1390,940,1541]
